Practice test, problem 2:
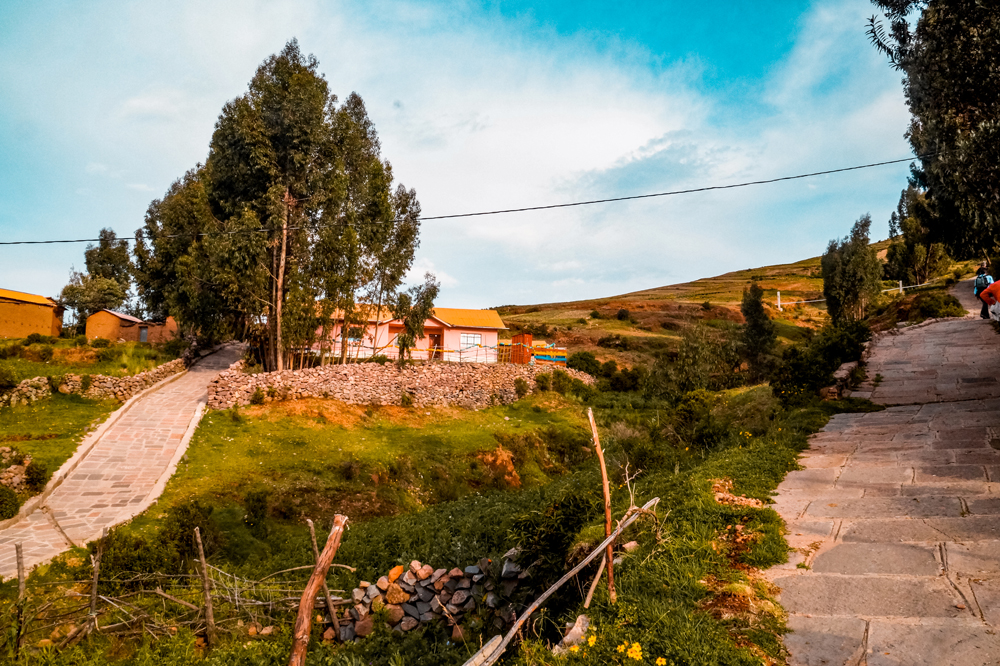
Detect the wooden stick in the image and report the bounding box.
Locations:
[587,408,616,604]
[289,514,348,666]
[307,519,341,637]
[194,527,217,647]
[582,554,605,609]
[89,528,107,622]
[154,587,199,611]
[465,498,659,666]
[15,543,25,656]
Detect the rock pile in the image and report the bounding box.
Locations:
[335,554,525,642]
[207,361,593,410]
[0,358,186,410]
[0,447,31,491]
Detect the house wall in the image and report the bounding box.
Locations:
[146,317,179,344]
[316,319,500,362]
[85,311,122,341]
[0,300,61,339]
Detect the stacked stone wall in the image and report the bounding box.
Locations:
[207,360,593,410]
[0,358,186,409]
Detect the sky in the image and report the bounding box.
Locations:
[0,0,913,308]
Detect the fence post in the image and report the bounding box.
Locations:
[194,527,218,647]
[899,280,904,294]
[777,291,783,312]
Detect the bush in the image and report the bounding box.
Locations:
[597,333,630,350]
[909,291,966,321]
[0,342,23,360]
[400,392,414,408]
[366,354,389,365]
[514,377,529,399]
[36,344,54,361]
[47,374,65,392]
[243,489,270,538]
[159,500,222,566]
[81,374,92,392]
[535,373,551,391]
[701,301,712,310]
[161,338,188,357]
[771,321,871,406]
[74,334,89,347]
[616,308,630,321]
[551,369,572,394]
[25,333,55,345]
[25,460,48,492]
[577,318,587,324]
[249,387,265,405]
[91,337,111,348]
[567,351,601,376]
[0,366,17,392]
[97,347,120,362]
[0,486,19,520]
[590,310,601,319]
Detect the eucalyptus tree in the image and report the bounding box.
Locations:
[133,40,421,369]
[821,215,884,324]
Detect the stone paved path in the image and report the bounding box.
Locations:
[769,282,1000,665]
[0,346,241,579]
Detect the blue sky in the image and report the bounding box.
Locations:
[0,0,912,308]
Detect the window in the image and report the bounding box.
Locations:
[460,333,482,347]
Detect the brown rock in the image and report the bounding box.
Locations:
[449,567,464,578]
[322,627,336,642]
[388,564,405,582]
[417,564,434,580]
[376,575,390,591]
[260,626,274,636]
[386,604,405,624]
[409,560,423,574]
[386,582,410,605]
[451,625,466,641]
[400,616,418,631]
[355,616,374,637]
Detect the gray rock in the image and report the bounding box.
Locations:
[402,603,419,618]
[486,592,499,608]
[416,601,431,614]
[416,586,434,602]
[339,624,356,642]
[463,565,481,576]
[501,559,521,578]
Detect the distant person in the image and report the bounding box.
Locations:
[978,278,1000,321]
[975,264,994,319]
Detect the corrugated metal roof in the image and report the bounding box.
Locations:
[100,309,145,324]
[432,308,507,329]
[0,288,56,307]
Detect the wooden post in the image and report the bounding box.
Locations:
[307,519,341,636]
[194,527,217,647]
[289,514,348,666]
[587,408,616,604]
[89,528,107,622]
[14,543,25,655]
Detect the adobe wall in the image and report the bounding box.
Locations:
[85,311,123,341]
[207,360,593,410]
[0,301,59,339]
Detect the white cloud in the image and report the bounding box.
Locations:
[85,162,108,174]
[406,257,458,288]
[127,183,155,192]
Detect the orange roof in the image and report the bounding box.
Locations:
[432,308,507,330]
[0,288,56,307]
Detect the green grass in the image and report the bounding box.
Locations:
[0,393,117,494]
[0,339,181,383]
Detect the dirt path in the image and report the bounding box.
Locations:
[768,281,1000,665]
[0,346,242,579]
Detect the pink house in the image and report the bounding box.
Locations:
[322,307,508,363]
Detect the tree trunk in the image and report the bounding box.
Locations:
[275,189,290,371]
[289,515,349,666]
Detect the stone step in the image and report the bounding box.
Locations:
[773,574,969,618]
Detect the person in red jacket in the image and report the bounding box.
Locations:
[978,280,1000,321]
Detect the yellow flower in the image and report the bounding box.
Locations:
[569,645,579,653]
[627,642,643,661]
[618,643,628,653]
[588,635,597,647]
[656,659,667,666]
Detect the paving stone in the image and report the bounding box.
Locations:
[805,496,962,519]
[915,465,987,483]
[812,543,940,575]
[924,516,1000,541]
[840,518,951,543]
[774,574,964,617]
[901,482,989,496]
[969,578,1000,627]
[946,541,1000,576]
[779,469,839,491]
[784,615,865,666]
[836,467,914,487]
[866,620,1000,666]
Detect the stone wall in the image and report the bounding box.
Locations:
[0,358,186,409]
[207,360,594,410]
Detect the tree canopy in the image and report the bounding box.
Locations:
[133,40,422,369]
[869,1,1000,257]
[822,214,884,324]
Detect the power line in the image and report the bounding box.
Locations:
[0,155,922,246]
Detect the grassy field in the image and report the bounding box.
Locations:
[0,393,117,497]
[0,338,183,384]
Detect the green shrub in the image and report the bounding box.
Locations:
[701,301,712,310]
[597,333,630,350]
[616,308,630,321]
[243,489,270,538]
[400,392,414,408]
[47,374,63,392]
[0,366,17,392]
[909,291,966,321]
[74,334,89,347]
[25,332,54,345]
[567,351,601,376]
[600,360,618,377]
[91,337,111,348]
[267,386,278,398]
[367,354,389,365]
[161,337,188,358]
[590,310,601,319]
[514,377,529,399]
[97,347,120,362]
[551,369,572,394]
[577,318,587,324]
[771,322,871,406]
[0,486,19,520]
[36,344,54,361]
[0,342,23,360]
[25,460,48,492]
[158,499,222,567]
[87,527,174,592]
[249,387,265,405]
[535,373,551,391]
[81,374,92,392]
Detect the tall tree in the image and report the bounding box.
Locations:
[392,273,440,367]
[133,41,421,368]
[84,228,133,292]
[60,271,127,327]
[740,281,776,381]
[883,185,951,285]
[822,214,884,324]
[868,1,1000,257]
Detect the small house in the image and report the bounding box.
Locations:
[0,288,64,339]
[322,307,507,363]
[85,310,178,343]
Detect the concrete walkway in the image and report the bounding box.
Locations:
[0,346,241,579]
[769,282,1000,665]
